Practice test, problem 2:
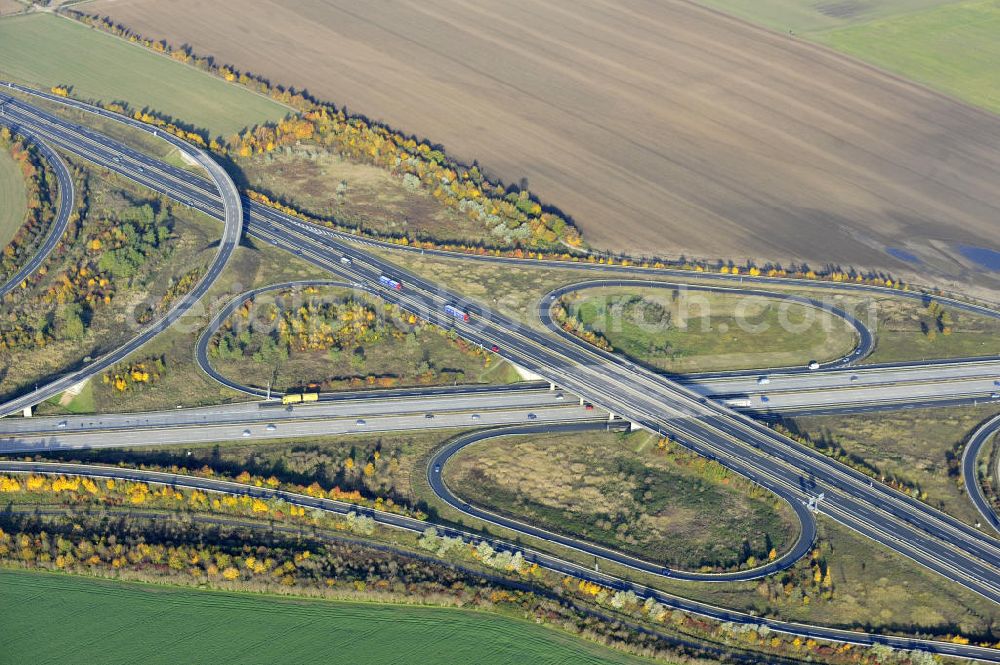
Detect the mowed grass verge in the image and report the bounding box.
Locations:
[568,287,857,373]
[0,569,655,665]
[0,13,289,137]
[0,144,26,248]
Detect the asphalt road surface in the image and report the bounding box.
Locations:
[193,280,1000,413]
[0,120,73,299]
[12,90,1000,606]
[3,360,999,440]
[2,454,999,662]
[4,86,1000,659]
[426,424,815,582]
[963,415,1000,533]
[0,86,244,418]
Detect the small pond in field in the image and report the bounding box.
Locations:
[885,247,921,265]
[958,245,1000,272]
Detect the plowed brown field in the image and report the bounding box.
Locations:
[89,0,1000,294]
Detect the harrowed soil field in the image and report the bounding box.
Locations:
[90,0,1000,296]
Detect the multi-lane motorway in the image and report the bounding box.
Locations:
[0,85,244,417]
[2,84,1000,660]
[7,86,1000,600]
[244,209,1000,605]
[0,392,599,451]
[1,361,998,446]
[194,279,1000,413]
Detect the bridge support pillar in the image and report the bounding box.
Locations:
[510,363,545,382]
[629,421,642,431]
[608,412,616,422]
[549,382,557,391]
[22,406,31,418]
[579,397,585,406]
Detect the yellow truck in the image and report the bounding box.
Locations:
[281,391,319,405]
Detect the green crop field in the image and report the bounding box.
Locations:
[695,0,963,33]
[0,14,289,137]
[695,0,1000,115]
[0,569,656,665]
[816,1,1000,114]
[0,145,26,248]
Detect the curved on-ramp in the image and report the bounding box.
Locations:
[0,458,996,662]
[0,82,243,418]
[963,414,1000,533]
[4,88,1000,660]
[0,124,73,299]
[427,422,816,583]
[195,280,356,398]
[540,279,874,371]
[195,280,556,403]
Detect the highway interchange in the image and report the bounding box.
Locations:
[2,83,1000,660]
[0,84,244,417]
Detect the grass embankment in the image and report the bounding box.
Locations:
[59,273,519,415]
[0,145,27,248]
[564,287,857,373]
[0,569,654,665]
[443,429,797,571]
[697,0,1000,115]
[682,516,999,638]
[0,13,288,137]
[46,430,453,507]
[36,238,322,415]
[788,405,1000,526]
